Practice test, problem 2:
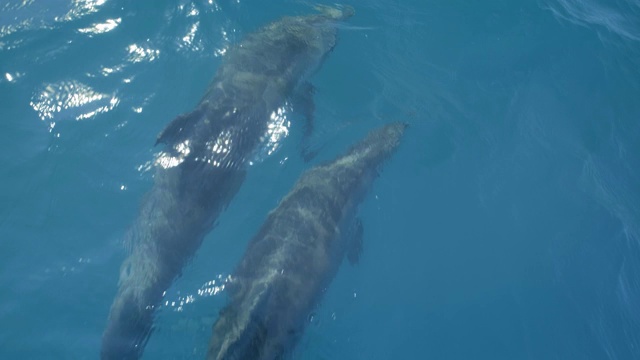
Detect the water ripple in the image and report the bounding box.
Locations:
[546,0,640,41]
[30,80,119,124]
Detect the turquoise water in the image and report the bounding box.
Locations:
[2,0,640,359]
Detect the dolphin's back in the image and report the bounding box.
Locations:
[207,123,406,360]
[102,6,354,359]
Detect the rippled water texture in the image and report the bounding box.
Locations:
[1,0,639,359]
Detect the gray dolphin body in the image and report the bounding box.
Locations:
[207,123,406,360]
[101,6,354,359]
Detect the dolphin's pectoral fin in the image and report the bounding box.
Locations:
[155,107,203,146]
[291,82,318,162]
[347,217,364,265]
[301,144,326,163]
[292,82,315,138]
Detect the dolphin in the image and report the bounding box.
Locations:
[207,122,406,360]
[101,5,354,359]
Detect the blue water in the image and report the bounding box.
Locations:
[2,0,640,358]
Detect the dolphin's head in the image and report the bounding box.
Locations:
[307,4,355,47]
[277,5,355,81]
[344,122,408,169]
[316,122,406,207]
[313,4,355,21]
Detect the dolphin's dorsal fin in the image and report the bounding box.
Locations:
[155,107,203,146]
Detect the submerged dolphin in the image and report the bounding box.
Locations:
[101,5,354,359]
[207,122,406,360]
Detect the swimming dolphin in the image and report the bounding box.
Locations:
[207,122,406,360]
[101,5,354,359]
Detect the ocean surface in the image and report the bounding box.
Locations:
[1,0,640,359]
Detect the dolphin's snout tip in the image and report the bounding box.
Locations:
[388,122,409,135]
[383,122,408,149]
[340,5,356,19]
[315,4,355,20]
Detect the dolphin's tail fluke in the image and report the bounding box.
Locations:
[101,247,169,360]
[101,291,153,360]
